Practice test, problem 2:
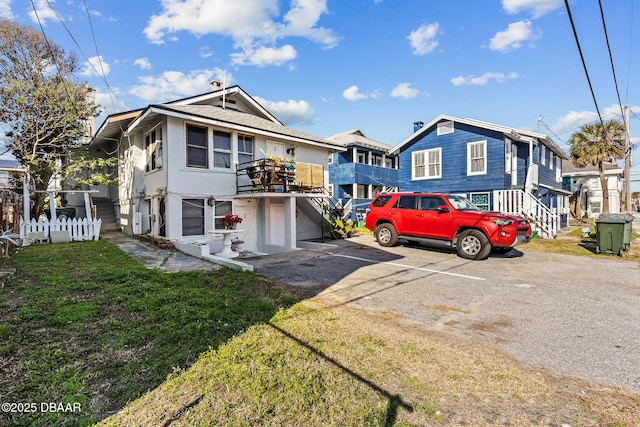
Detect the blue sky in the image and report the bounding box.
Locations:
[1,0,639,190]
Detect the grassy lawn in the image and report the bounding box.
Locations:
[1,238,640,426]
[521,224,640,261]
[0,241,301,426]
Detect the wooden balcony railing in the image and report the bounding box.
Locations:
[236,159,325,194]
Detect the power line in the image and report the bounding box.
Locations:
[81,0,121,113]
[564,0,605,127]
[29,0,75,109]
[625,0,634,104]
[597,0,625,123]
[41,0,129,111]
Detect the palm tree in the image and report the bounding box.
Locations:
[569,120,626,214]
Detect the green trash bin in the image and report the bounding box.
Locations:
[595,213,631,256]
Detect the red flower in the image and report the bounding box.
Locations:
[222,213,243,228]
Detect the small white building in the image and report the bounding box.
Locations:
[562,160,623,218]
[91,82,344,255]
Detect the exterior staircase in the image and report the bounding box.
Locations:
[493,189,558,239]
[297,188,353,237]
[92,198,120,232]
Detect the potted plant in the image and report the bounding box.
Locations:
[222,213,243,230]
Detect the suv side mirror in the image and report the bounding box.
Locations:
[436,205,450,213]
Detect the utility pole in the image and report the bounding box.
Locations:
[624,105,632,213]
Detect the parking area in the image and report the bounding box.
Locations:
[246,234,640,394]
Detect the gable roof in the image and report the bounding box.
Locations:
[326,129,393,152]
[125,103,344,151]
[561,159,623,176]
[92,109,144,144]
[93,84,344,151]
[166,84,283,125]
[390,114,569,159]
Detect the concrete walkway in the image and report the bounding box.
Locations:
[101,231,221,272]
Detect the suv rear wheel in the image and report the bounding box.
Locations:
[374,223,398,247]
[456,229,491,260]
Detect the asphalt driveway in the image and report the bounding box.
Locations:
[245,235,640,394]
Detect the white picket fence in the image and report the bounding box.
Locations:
[20,218,102,243]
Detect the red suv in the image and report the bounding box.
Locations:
[365,193,532,260]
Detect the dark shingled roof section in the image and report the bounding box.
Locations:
[155,104,342,148]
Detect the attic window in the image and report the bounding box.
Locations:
[437,121,454,135]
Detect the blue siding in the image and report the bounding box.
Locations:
[328,146,399,220]
[399,123,507,194]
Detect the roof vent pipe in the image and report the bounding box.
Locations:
[413,121,424,132]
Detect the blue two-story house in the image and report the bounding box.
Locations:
[390,115,571,238]
[327,129,399,222]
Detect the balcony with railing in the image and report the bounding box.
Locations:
[236,158,325,195]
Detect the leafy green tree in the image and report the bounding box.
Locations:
[0,18,98,218]
[569,120,626,214]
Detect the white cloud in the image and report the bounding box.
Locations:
[253,96,314,126]
[390,83,420,99]
[129,68,232,102]
[94,88,130,118]
[143,0,337,67]
[450,71,518,86]
[342,85,381,102]
[133,58,152,70]
[551,105,640,134]
[489,20,541,52]
[407,22,439,55]
[230,44,297,67]
[502,0,563,18]
[28,0,59,24]
[0,0,15,19]
[79,56,111,77]
[199,46,213,58]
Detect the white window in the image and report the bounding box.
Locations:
[213,200,232,230]
[145,125,162,171]
[550,153,555,170]
[412,148,441,180]
[356,184,369,199]
[182,198,205,236]
[237,134,254,166]
[213,130,231,169]
[541,145,546,166]
[467,141,486,175]
[384,156,394,168]
[356,151,367,164]
[186,124,208,168]
[437,120,454,135]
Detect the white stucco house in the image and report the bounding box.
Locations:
[91,81,344,256]
[562,159,623,218]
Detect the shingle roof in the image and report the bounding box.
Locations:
[326,129,393,152]
[561,159,623,175]
[153,104,343,149]
[391,114,569,159]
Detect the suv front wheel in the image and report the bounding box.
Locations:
[374,223,398,247]
[456,229,491,260]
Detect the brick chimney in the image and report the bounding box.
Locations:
[210,80,223,91]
